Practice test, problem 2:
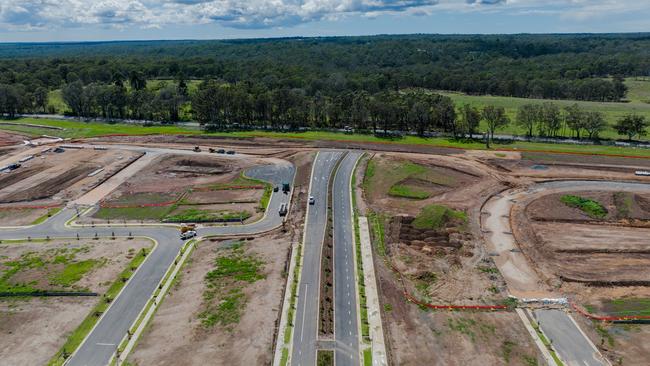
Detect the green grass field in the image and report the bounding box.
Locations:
[94,206,173,221]
[443,91,650,140]
[4,116,650,158]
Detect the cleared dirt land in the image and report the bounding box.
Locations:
[0,146,141,207]
[357,152,543,364]
[0,131,27,147]
[512,188,650,364]
[128,151,313,366]
[0,238,150,366]
[514,191,650,286]
[127,234,290,365]
[88,154,268,224]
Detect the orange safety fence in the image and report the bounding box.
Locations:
[192,185,265,192]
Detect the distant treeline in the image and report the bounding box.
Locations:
[2,34,650,106]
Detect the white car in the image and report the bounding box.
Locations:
[309,196,315,205]
[180,230,197,240]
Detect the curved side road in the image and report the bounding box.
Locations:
[0,162,295,366]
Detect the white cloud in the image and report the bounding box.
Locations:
[0,0,647,31]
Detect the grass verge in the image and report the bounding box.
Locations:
[5,117,650,158]
[30,207,62,225]
[530,320,565,366]
[352,156,371,342]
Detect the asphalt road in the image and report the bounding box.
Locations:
[535,309,607,366]
[291,151,343,366]
[0,162,295,366]
[332,152,362,366]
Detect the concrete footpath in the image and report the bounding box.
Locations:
[359,216,387,366]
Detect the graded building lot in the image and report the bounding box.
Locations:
[86,154,268,224]
[0,207,53,226]
[0,238,150,366]
[357,152,546,364]
[510,186,650,365]
[0,146,141,207]
[127,234,290,365]
[0,130,26,147]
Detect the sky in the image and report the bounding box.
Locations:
[0,0,649,42]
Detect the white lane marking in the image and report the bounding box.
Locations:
[96,343,115,346]
[300,284,309,342]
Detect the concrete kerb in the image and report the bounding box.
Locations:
[324,152,346,343]
[0,206,63,230]
[273,151,318,366]
[62,236,159,366]
[110,237,198,366]
[516,308,560,366]
[358,217,387,366]
[566,312,612,366]
[346,153,366,362]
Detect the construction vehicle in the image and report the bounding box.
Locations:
[209,148,216,153]
[193,146,201,152]
[180,223,196,233]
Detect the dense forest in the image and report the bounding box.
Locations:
[1,34,650,138]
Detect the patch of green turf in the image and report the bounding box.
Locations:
[199,245,265,329]
[363,348,372,366]
[94,206,173,221]
[207,254,265,283]
[164,208,251,222]
[317,350,334,366]
[388,184,430,199]
[601,298,650,317]
[412,204,467,230]
[49,260,99,287]
[560,195,608,219]
[31,207,62,225]
[0,248,100,293]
